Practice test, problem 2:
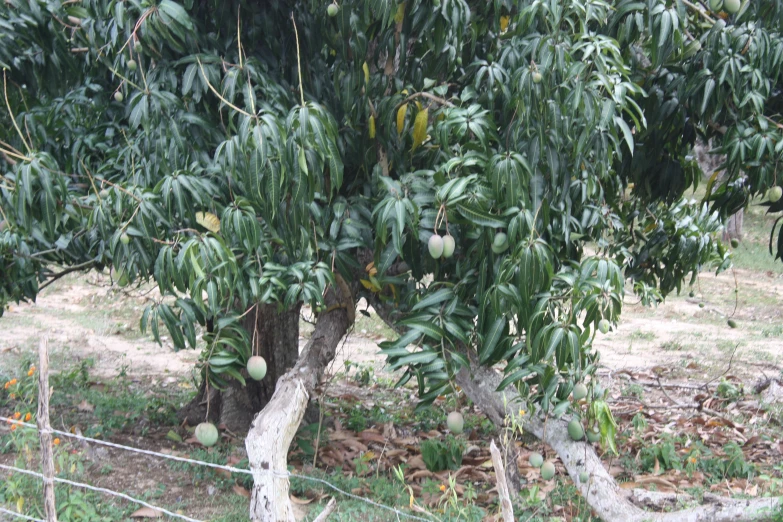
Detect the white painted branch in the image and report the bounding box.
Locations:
[245,283,352,522]
[456,364,783,522]
[245,378,309,522]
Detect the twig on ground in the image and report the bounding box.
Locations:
[656,377,687,407]
[704,343,739,388]
[312,498,337,522]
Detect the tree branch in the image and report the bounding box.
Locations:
[682,0,716,24]
[38,261,97,292]
[394,91,456,112]
[455,364,782,522]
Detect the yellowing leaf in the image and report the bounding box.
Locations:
[365,261,375,272]
[394,2,405,24]
[363,62,370,85]
[369,115,376,139]
[500,15,509,33]
[360,279,381,292]
[397,103,408,135]
[412,108,428,150]
[195,212,221,233]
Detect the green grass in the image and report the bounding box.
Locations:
[629,330,656,341]
[728,206,783,274]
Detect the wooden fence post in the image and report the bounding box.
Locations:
[490,439,515,522]
[37,337,57,522]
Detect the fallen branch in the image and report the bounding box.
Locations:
[456,364,783,522]
[627,379,711,391]
[657,376,689,407]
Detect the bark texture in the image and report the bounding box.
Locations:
[723,210,744,241]
[489,440,514,522]
[456,364,783,522]
[245,279,352,522]
[695,139,744,241]
[37,338,58,522]
[178,304,301,433]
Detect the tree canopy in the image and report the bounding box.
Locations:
[2,0,783,438]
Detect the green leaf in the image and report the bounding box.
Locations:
[456,204,506,228]
[412,288,454,311]
[614,116,634,154]
[479,317,505,364]
[398,319,445,340]
[701,78,715,116]
[390,349,439,369]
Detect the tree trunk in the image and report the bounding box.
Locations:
[456,364,783,522]
[694,139,744,243]
[722,209,743,242]
[245,279,353,521]
[177,303,301,433]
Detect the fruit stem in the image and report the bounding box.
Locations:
[291,13,305,107]
[3,71,32,154]
[434,204,444,233]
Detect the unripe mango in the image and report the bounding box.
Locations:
[428,234,444,258]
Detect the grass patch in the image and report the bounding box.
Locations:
[629,330,656,341]
[729,207,783,274]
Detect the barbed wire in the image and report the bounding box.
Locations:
[0,464,201,522]
[3,418,251,476]
[1,417,434,522]
[0,507,45,522]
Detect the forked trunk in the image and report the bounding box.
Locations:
[178,303,301,433]
[245,278,353,521]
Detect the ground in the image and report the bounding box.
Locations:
[1,204,782,521]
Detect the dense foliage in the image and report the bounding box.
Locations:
[2,0,782,428]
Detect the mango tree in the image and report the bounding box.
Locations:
[2,0,783,520]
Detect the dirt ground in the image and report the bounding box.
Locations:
[2,267,780,384]
[1,264,782,521]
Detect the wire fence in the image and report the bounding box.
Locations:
[0,416,433,522]
[0,506,45,522]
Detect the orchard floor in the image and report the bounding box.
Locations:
[1,210,783,521]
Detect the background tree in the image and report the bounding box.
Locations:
[2,0,783,520]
